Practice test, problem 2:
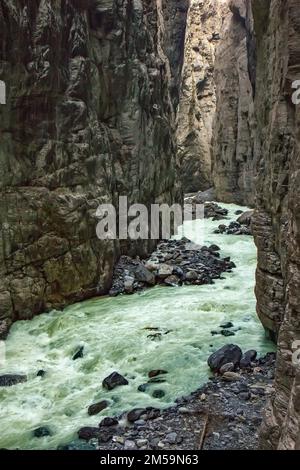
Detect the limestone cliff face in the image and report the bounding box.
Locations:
[177,0,228,193]
[177,0,255,205]
[0,0,188,337]
[251,0,300,450]
[212,0,256,205]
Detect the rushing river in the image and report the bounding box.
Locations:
[0,204,274,449]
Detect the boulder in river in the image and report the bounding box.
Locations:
[99,429,114,443]
[219,363,235,374]
[102,372,129,390]
[0,374,27,387]
[164,275,180,287]
[208,344,243,372]
[88,400,109,416]
[185,270,198,282]
[148,370,168,378]
[0,319,11,340]
[58,440,96,451]
[152,389,166,399]
[33,427,52,438]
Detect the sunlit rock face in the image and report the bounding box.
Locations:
[0,0,188,334]
[212,0,256,205]
[177,0,255,204]
[251,0,300,451]
[177,0,228,193]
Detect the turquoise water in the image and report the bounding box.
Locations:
[0,204,274,449]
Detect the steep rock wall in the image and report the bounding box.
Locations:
[177,0,255,205]
[0,0,188,337]
[251,0,300,450]
[177,0,228,192]
[212,0,256,205]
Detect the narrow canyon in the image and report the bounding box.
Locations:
[0,0,300,452]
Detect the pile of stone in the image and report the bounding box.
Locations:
[214,210,253,236]
[207,344,275,376]
[204,202,229,220]
[109,238,236,296]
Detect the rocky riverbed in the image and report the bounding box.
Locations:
[0,203,275,450]
[71,349,276,451]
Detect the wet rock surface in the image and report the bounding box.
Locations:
[73,353,276,451]
[88,401,109,417]
[102,373,129,391]
[33,427,52,439]
[208,344,243,372]
[249,0,300,450]
[212,0,256,206]
[185,188,216,205]
[177,0,229,192]
[214,222,252,236]
[109,236,236,296]
[0,374,27,387]
[204,203,229,221]
[213,211,253,236]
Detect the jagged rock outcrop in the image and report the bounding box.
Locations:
[251,0,300,450]
[212,0,256,205]
[177,0,228,192]
[0,0,188,336]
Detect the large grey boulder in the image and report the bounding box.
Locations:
[208,345,242,372]
[102,372,129,391]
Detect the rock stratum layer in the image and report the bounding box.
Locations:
[251,0,300,451]
[0,0,188,336]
